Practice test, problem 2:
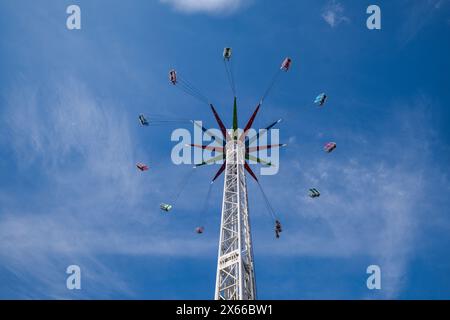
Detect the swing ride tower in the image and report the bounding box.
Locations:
[215,138,256,300]
[167,50,292,300]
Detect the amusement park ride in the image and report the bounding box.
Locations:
[137,48,332,300]
[170,49,289,300]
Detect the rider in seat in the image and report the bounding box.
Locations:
[275,220,283,239]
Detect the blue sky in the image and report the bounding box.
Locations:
[0,0,450,299]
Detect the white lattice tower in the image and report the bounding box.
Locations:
[214,140,256,300]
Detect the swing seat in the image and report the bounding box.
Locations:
[324,142,336,153]
[223,47,232,60]
[169,69,177,84]
[195,226,204,234]
[139,114,149,126]
[308,188,320,198]
[136,163,149,171]
[160,203,172,212]
[314,93,327,106]
[280,57,292,71]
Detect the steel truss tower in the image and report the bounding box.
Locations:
[189,87,284,299]
[169,52,290,301]
[214,139,256,300]
[194,99,282,300]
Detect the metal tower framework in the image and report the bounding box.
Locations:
[189,100,285,300]
[215,140,256,300]
[178,55,291,300]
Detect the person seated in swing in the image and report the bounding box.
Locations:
[275,220,282,238]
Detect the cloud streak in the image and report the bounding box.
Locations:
[0,71,445,299]
[0,77,216,298]
[247,96,440,298]
[160,0,250,15]
[398,0,449,45]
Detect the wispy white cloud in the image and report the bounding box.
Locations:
[0,77,216,298]
[248,95,444,298]
[1,75,446,299]
[432,0,447,9]
[321,0,350,28]
[398,0,449,44]
[160,0,250,15]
